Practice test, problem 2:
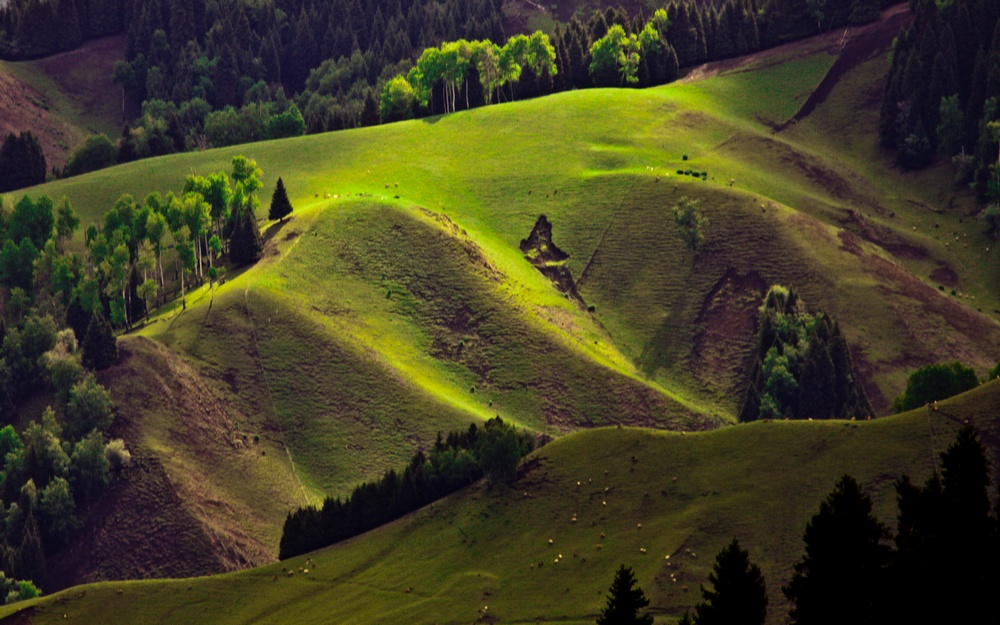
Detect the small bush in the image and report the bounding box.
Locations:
[988,361,1000,381]
[587,304,596,313]
[104,438,131,470]
[682,154,689,161]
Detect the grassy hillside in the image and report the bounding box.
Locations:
[25,44,992,411]
[6,12,1000,588]
[0,36,124,169]
[6,381,997,625]
[140,199,712,497]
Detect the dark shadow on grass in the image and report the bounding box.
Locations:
[262,218,290,244]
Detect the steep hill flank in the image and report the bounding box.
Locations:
[0,36,124,171]
[45,336,306,590]
[19,34,999,409]
[7,382,997,625]
[143,200,715,495]
[577,177,1000,413]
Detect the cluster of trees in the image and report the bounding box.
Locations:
[0,0,123,59]
[0,365,131,594]
[4,154,266,344]
[603,426,998,625]
[0,193,119,400]
[739,285,872,422]
[80,154,265,330]
[0,152,277,602]
[279,417,536,560]
[879,0,1000,198]
[892,360,982,412]
[672,196,709,251]
[377,32,561,122]
[0,191,131,597]
[103,0,503,153]
[0,132,46,193]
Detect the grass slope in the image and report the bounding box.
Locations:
[6,382,998,625]
[42,335,308,590]
[15,22,994,415]
[0,36,124,169]
[142,198,712,498]
[6,13,1000,587]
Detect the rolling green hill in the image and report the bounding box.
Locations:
[4,381,997,625]
[5,12,1000,592]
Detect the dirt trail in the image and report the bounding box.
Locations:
[680,3,909,89]
[774,4,911,131]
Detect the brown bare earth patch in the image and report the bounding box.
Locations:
[775,4,911,129]
[689,268,767,397]
[46,337,283,590]
[0,70,83,172]
[0,36,125,172]
[715,132,882,212]
[842,209,927,260]
[862,253,1000,392]
[838,229,864,256]
[930,265,959,289]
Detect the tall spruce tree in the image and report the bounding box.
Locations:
[81,312,118,371]
[892,426,997,625]
[268,177,293,222]
[0,131,47,193]
[692,538,767,625]
[784,475,890,625]
[596,564,654,625]
[229,206,263,264]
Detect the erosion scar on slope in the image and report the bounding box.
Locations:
[773,4,912,132]
[243,282,311,505]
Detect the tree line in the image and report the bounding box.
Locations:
[0,0,124,59]
[279,416,537,560]
[0,132,47,194]
[739,285,872,422]
[600,425,1000,625]
[879,0,1000,208]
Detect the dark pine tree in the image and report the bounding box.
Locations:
[784,475,890,625]
[0,131,47,193]
[691,538,767,625]
[596,564,654,625]
[15,511,46,589]
[268,177,293,222]
[229,206,263,265]
[81,312,118,370]
[892,426,997,625]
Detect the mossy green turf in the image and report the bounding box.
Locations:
[7,382,998,625]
